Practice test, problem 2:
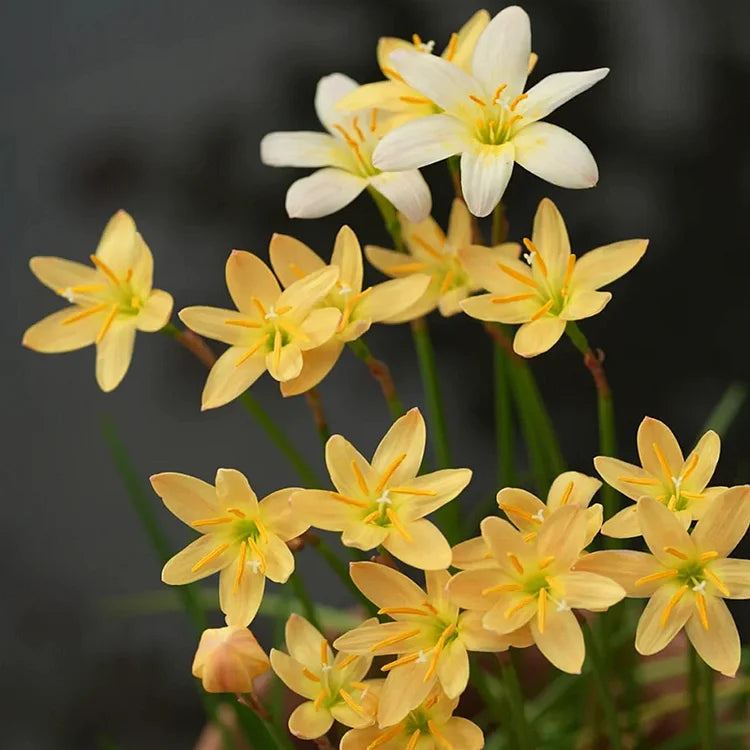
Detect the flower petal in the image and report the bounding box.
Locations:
[398,468,473,521]
[326,434,378,497]
[280,340,345,396]
[285,613,331,669]
[95,210,139,273]
[219,563,265,627]
[593,455,659,503]
[560,290,612,321]
[548,471,601,510]
[224,250,279,312]
[440,717,485,750]
[556,571,625,609]
[537,506,587,571]
[446,198,472,248]
[270,649,319,700]
[681,430,720,493]
[260,131,351,169]
[344,517,393,550]
[150,472,221,526]
[369,170,432,223]
[451,536,495,571]
[513,316,566,358]
[22,306,101,353]
[29,256,100,294]
[260,488,307,540]
[571,239,649,291]
[573,550,663,596]
[448,9,491,69]
[638,496,695,564]
[315,73,360,133]
[513,122,598,189]
[637,416,684,479]
[482,593,536,634]
[162,535,235,585]
[601,505,641,538]
[178,306,257,346]
[460,143,515,218]
[358,275,431,324]
[692,485,750,558]
[460,292,535,324]
[266,341,303,382]
[334,621,425,655]
[298,308,341,351]
[530,198,571,282]
[447,568,505,611]
[635,582,693,655]
[279,266,339,318]
[377,657,434,727]
[708,558,750,599]
[496,487,545,533]
[349,561,426,612]
[480,515,530,571]
[685,596,740,677]
[201,345,267,410]
[530,606,584,674]
[95,321,136,392]
[519,69,610,125]
[269,234,326,288]
[263,533,295,583]
[215,468,258,515]
[331,225,364,291]
[288,700,334,740]
[382,519,452,570]
[437,640,469,698]
[372,408,426,487]
[286,168,367,219]
[458,609,516,651]
[336,79,410,112]
[136,289,173,332]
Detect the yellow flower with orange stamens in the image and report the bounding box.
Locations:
[340,688,484,750]
[151,469,309,627]
[334,562,521,727]
[574,489,750,677]
[447,506,625,674]
[22,210,173,392]
[292,408,471,570]
[459,197,648,357]
[179,250,340,410]
[366,199,520,320]
[270,614,380,740]
[335,11,490,122]
[268,225,429,395]
[595,416,724,538]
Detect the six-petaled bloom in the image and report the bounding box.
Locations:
[22,210,173,391]
[459,197,647,357]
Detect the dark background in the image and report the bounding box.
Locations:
[5,1,750,747]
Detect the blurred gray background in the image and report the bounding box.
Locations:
[5,0,750,747]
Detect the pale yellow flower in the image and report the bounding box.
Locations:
[179,251,340,410]
[575,489,750,676]
[334,562,523,727]
[269,225,429,395]
[151,469,309,626]
[270,614,380,740]
[595,416,724,538]
[447,506,625,673]
[340,689,484,750]
[366,198,520,321]
[459,197,648,357]
[451,535,496,570]
[335,11,490,122]
[192,625,270,694]
[292,408,471,570]
[22,210,173,391]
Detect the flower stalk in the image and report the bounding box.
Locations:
[347,338,403,419]
[304,387,330,448]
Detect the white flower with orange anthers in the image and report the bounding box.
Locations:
[270,614,380,740]
[575,489,750,677]
[372,6,609,217]
[365,199,520,320]
[447,507,625,674]
[260,73,431,221]
[459,198,648,357]
[340,689,484,750]
[335,11,490,122]
[179,251,340,410]
[595,416,724,538]
[334,562,523,727]
[22,210,173,392]
[497,471,603,547]
[151,469,309,627]
[292,408,471,569]
[268,225,429,395]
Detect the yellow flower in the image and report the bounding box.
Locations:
[192,625,270,694]
[268,225,429,395]
[22,210,173,392]
[366,199,520,321]
[270,614,380,740]
[340,689,484,750]
[574,489,750,676]
[497,470,603,547]
[179,250,340,410]
[335,11,490,122]
[451,535,496,571]
[292,408,471,569]
[447,507,625,673]
[151,469,309,626]
[595,416,724,538]
[459,197,648,357]
[334,562,522,727]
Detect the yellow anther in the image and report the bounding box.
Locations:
[660,584,688,627]
[367,723,406,749]
[320,639,329,666]
[680,453,700,482]
[351,460,370,494]
[313,687,328,711]
[482,583,523,596]
[531,299,554,321]
[58,284,106,295]
[251,297,267,318]
[329,491,369,508]
[509,93,528,111]
[62,302,109,325]
[352,116,365,141]
[378,606,429,616]
[664,547,688,560]
[380,653,420,672]
[233,541,247,594]
[424,693,439,709]
[537,588,547,634]
[617,476,660,486]
[339,688,365,714]
[226,508,246,518]
[506,113,523,128]
[499,503,536,522]
[370,108,378,132]
[301,667,320,682]
[336,654,359,670]
[561,254,576,296]
[424,623,456,681]
[385,261,430,274]
[428,719,453,749]
[527,52,539,74]
[492,84,508,104]
[386,508,412,541]
[369,628,421,652]
[505,596,534,619]
[497,262,537,289]
[272,328,282,370]
[681,491,705,500]
[95,304,119,343]
[475,117,484,129]
[130,296,140,309]
[523,532,537,542]
[507,553,524,574]
[191,516,234,527]
[539,556,555,569]
[376,453,407,492]
[469,94,487,107]
[445,32,458,61]
[492,293,536,304]
[695,591,709,630]
[89,254,120,285]
[288,262,306,279]
[224,318,262,328]
[439,269,455,295]
[255,518,269,544]
[406,729,422,750]
[381,66,405,82]
[388,486,437,497]
[190,542,230,573]
[412,33,423,47]
[559,481,575,506]
[123,268,133,283]
[362,510,380,524]
[522,238,548,277]
[652,442,673,481]
[635,569,678,586]
[234,335,269,367]
[699,551,719,561]
[422,600,438,615]
[411,234,443,259]
[705,569,729,596]
[350,681,368,691]
[400,95,431,104]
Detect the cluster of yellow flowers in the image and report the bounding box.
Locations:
[21,4,749,749]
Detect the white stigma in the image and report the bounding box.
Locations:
[62,287,75,303]
[338,284,352,295]
[264,305,279,320]
[249,560,262,574]
[376,491,392,507]
[556,598,570,612]
[532,509,545,523]
[672,476,682,489]
[416,650,428,663]
[523,251,536,265]
[692,580,707,594]
[321,664,333,672]
[419,40,435,53]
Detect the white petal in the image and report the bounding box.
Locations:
[460,144,514,218]
[372,114,472,171]
[260,131,351,169]
[513,122,598,189]
[314,73,360,133]
[369,171,431,222]
[519,69,610,125]
[471,6,531,97]
[285,168,367,219]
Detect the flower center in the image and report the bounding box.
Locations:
[332,115,380,177]
[465,85,529,145]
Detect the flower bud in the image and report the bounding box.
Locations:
[192,626,270,694]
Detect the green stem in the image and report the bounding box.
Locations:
[582,619,622,750]
[236,695,290,749]
[493,341,515,488]
[347,338,403,419]
[368,186,404,251]
[491,201,509,245]
[689,644,701,745]
[498,652,533,749]
[288,570,322,631]
[698,653,717,749]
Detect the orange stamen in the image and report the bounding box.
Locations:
[695,592,709,630]
[498,504,535,522]
[506,113,523,128]
[288,262,306,279]
[313,688,328,711]
[705,569,729,596]
[362,510,380,524]
[439,270,455,296]
[336,654,359,670]
[445,32,458,61]
[388,486,437,497]
[617,476,660,486]
[635,569,678,586]
[89,254,120,285]
[411,234,443,259]
[422,600,438,615]
[302,667,320,682]
[664,547,688,560]
[272,329,282,371]
[681,491,705,500]
[561,254,576,295]
[428,720,453,750]
[652,442,673,481]
[537,588,547,633]
[62,302,109,324]
[381,66,405,82]
[531,299,554,321]
[406,729,422,750]
[539,556,555,569]
[339,688,365,714]
[370,627,421,652]
[255,518,269,544]
[234,335,269,367]
[492,293,535,304]
[424,623,456,681]
[224,319,262,328]
[482,583,523,595]
[469,94,486,107]
[191,516,234,527]
[376,453,407,492]
[522,238,548,277]
[509,93,528,111]
[190,542,230,573]
[320,639,329,666]
[95,304,119,343]
[492,83,508,104]
[680,453,700,482]
[412,33,423,47]
[385,262,430,274]
[329,491,369,509]
[505,596,534,619]
[226,508,246,519]
[386,508,412,541]
[699,551,719,561]
[559,481,574,506]
[660,584,688,627]
[378,606,429,616]
[507,553,524,574]
[380,653,420,672]
[399,95,431,104]
[351,460,370,494]
[352,116,365,141]
[367,723,406,748]
[497,262,537,289]
[370,108,378,133]
[251,297,267,318]
[247,537,266,574]
[233,541,247,594]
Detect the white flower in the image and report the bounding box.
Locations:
[260,73,431,221]
[372,6,608,217]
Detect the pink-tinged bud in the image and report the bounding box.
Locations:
[192,626,270,694]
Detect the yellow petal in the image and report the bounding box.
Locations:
[136,289,173,332]
[437,639,469,698]
[638,496,695,565]
[377,656,434,728]
[424,569,452,606]
[440,717,485,750]
[260,488,309,541]
[291,489,356,532]
[330,693,378,729]
[263,534,295,583]
[162,535,236,585]
[349,561,426,613]
[383,518,452,570]
[95,321,136,392]
[399,211,446,260]
[437,285,471,317]
[548,471,601,509]
[708,558,750,599]
[487,242,522,264]
[496,487,545,533]
[298,308,341,350]
[398,468,473,521]
[340,726,385,750]
[529,606,584,674]
[331,225,364,291]
[635,583,693,655]
[600,505,641,538]
[337,79,410,111]
[458,609,516,651]
[270,648,319,699]
[364,244,416,277]
[559,289,611,321]
[95,210,139,274]
[692,485,750,557]
[570,239,648,291]
[573,550,663,596]
[513,317,566,358]
[583,504,604,547]
[129,232,154,295]
[325,434,378,497]
[536,505,587,571]
[268,233,325,288]
[377,36,415,74]
[150,471,222,526]
[555,571,625,609]
[215,468,258,514]
[685,596,740,677]
[530,197,571,283]
[219,563,265,627]
[681,430,720,493]
[451,536,495,570]
[447,568,507,611]
[201,346,267,410]
[266,341,303,382]
[359,275,431,324]
[593,455,662,502]
[342,521,389,551]
[178,306,261,346]
[372,408,426,487]
[461,291,536,324]
[637,416,684,480]
[286,613,331,667]
[446,198,472,248]
[225,250,281,313]
[482,593,536,635]
[480,516,530,573]
[383,282,442,323]
[278,266,339,318]
[334,621,424,655]
[193,626,269,694]
[288,700,334,740]
[22,306,101,353]
[29,256,100,294]
[280,340,344,396]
